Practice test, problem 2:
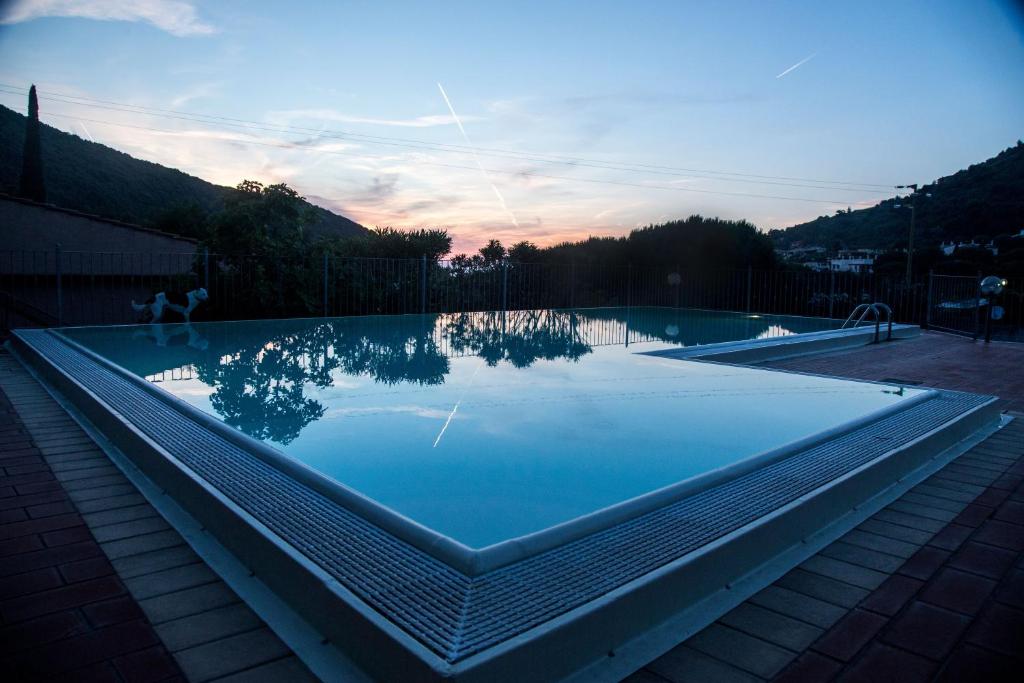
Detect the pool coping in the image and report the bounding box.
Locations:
[8,324,1001,682]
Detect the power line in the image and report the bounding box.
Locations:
[0,82,895,192]
[29,108,883,206]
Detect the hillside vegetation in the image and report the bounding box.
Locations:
[771,142,1024,251]
[0,104,365,240]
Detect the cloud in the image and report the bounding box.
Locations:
[170,81,220,107]
[267,108,480,129]
[0,0,216,37]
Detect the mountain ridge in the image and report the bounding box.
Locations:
[770,142,1024,251]
[0,104,365,240]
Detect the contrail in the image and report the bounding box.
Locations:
[432,359,486,448]
[437,82,520,227]
[776,52,817,79]
[78,121,94,142]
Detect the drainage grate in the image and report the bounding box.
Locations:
[18,330,992,663]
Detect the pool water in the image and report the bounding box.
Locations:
[62,308,921,548]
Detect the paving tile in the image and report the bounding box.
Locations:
[7,618,160,680]
[0,609,91,655]
[42,524,95,547]
[82,595,147,629]
[154,602,263,653]
[948,540,1017,579]
[837,642,935,682]
[953,503,996,527]
[820,541,905,573]
[91,516,171,543]
[113,645,182,683]
[873,509,946,534]
[888,500,958,523]
[67,483,139,502]
[0,540,103,577]
[60,555,116,583]
[0,533,44,557]
[646,645,762,683]
[776,568,871,609]
[138,582,240,624]
[209,655,319,683]
[0,511,83,540]
[773,650,842,683]
[994,500,1024,525]
[964,602,1024,660]
[926,523,974,551]
[882,601,970,661]
[123,562,218,601]
[101,530,183,560]
[897,545,950,581]
[82,503,159,528]
[973,519,1024,551]
[858,518,933,545]
[748,585,847,629]
[26,500,76,519]
[172,627,291,682]
[111,544,198,579]
[75,492,149,514]
[621,670,669,683]
[919,568,997,616]
[810,608,887,661]
[841,529,919,559]
[0,566,63,599]
[0,574,125,623]
[801,555,888,591]
[934,643,1018,682]
[994,569,1024,609]
[859,574,924,617]
[686,624,794,678]
[901,491,968,513]
[718,602,823,652]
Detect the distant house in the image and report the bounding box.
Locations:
[828,249,878,273]
[940,240,999,257]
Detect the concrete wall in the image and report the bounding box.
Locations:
[0,195,197,275]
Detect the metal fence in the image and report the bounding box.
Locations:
[927,273,1024,342]
[1,248,1021,341]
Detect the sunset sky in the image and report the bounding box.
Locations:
[1,0,1022,254]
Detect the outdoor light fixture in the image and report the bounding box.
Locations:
[979,275,1007,296]
[979,275,1007,343]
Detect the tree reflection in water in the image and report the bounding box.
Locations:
[109,308,831,445]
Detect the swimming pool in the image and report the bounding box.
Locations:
[11,308,999,682]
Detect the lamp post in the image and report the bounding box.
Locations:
[894,184,932,288]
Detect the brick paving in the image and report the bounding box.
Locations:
[0,351,316,682]
[0,375,184,681]
[626,333,1024,683]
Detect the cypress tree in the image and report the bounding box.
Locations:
[19,84,46,203]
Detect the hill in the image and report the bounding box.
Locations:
[771,142,1024,251]
[0,104,365,240]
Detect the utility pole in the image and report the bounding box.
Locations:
[896,184,918,288]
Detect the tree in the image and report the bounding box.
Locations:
[508,240,541,262]
[479,239,506,262]
[19,84,46,202]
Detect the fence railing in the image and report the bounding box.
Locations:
[1,248,1021,341]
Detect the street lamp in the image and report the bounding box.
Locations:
[894,184,932,287]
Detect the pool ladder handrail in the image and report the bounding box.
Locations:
[841,302,894,343]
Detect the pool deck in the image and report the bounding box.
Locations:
[0,330,1021,682]
[626,331,1024,683]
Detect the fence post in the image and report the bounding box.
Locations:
[322,252,329,317]
[54,243,63,327]
[570,261,576,308]
[925,270,933,329]
[746,265,752,314]
[203,247,209,290]
[829,270,835,319]
[501,260,509,311]
[973,271,982,340]
[420,254,427,314]
[627,263,633,308]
